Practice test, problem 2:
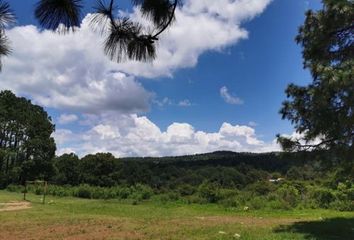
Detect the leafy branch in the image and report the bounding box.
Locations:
[0,0,180,72]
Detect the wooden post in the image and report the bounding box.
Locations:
[42,181,47,204]
[23,182,27,201]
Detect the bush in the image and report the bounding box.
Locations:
[34,186,44,195]
[311,188,335,208]
[177,184,196,196]
[6,184,22,192]
[286,167,304,180]
[347,187,354,201]
[156,192,180,203]
[330,200,354,211]
[103,188,119,199]
[74,184,92,199]
[247,181,275,196]
[276,184,300,208]
[90,187,105,199]
[219,197,240,208]
[248,196,267,210]
[133,184,154,200]
[198,182,220,203]
[185,194,208,204]
[267,199,291,210]
[47,185,72,197]
[218,189,239,200]
[117,187,132,199]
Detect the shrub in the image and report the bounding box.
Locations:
[198,182,220,203]
[247,181,275,196]
[248,196,267,210]
[218,189,239,200]
[267,199,291,210]
[185,194,208,204]
[47,185,71,197]
[155,194,171,203]
[90,187,105,199]
[330,200,354,211]
[347,187,354,201]
[117,187,132,199]
[311,188,335,208]
[74,184,92,199]
[276,184,300,208]
[34,186,44,195]
[219,197,240,208]
[103,188,119,199]
[286,167,304,180]
[177,184,196,196]
[6,184,22,192]
[130,192,143,201]
[156,192,180,203]
[133,184,154,200]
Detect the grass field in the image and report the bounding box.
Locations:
[0,190,353,240]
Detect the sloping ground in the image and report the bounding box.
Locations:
[0,201,31,212]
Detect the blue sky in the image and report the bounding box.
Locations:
[1,0,321,157]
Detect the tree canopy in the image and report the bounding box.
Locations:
[0,90,56,186]
[278,0,354,157]
[0,0,179,71]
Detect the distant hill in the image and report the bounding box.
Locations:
[119,151,314,172]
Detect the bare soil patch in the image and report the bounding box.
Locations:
[0,201,32,212]
[0,214,305,240]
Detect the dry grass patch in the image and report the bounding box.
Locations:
[0,201,31,212]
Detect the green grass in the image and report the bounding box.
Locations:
[0,190,353,240]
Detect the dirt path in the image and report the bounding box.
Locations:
[0,201,32,212]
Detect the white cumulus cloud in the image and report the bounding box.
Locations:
[1,0,272,114]
[54,114,280,157]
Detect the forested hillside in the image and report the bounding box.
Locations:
[2,148,353,211]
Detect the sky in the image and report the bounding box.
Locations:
[0,0,322,157]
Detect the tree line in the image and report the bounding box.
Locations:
[5,150,354,211]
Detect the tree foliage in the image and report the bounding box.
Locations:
[0,90,56,186]
[79,152,121,187]
[7,150,354,211]
[0,0,15,71]
[0,0,179,71]
[278,0,354,156]
[53,153,80,185]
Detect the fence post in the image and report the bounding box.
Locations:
[42,181,47,204]
[23,182,27,201]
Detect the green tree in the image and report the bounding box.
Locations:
[0,90,56,185]
[79,152,121,187]
[278,0,353,157]
[53,153,80,185]
[0,0,179,71]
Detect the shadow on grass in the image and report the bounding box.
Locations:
[274,217,354,240]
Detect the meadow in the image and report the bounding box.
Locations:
[0,190,353,240]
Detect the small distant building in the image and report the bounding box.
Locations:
[268,178,285,183]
